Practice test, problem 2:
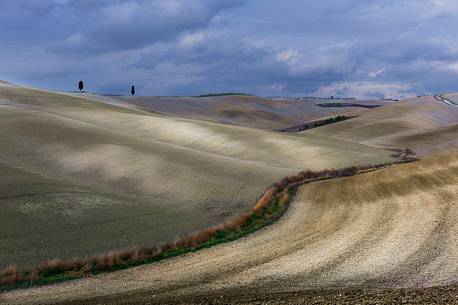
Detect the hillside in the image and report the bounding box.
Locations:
[3,146,457,305]
[305,96,458,155]
[2,83,457,304]
[118,95,384,130]
[0,84,396,268]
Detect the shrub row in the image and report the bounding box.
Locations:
[389,148,417,161]
[278,115,357,133]
[0,156,416,290]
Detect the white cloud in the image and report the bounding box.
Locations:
[276,48,301,64]
[178,32,205,49]
[63,33,88,46]
[50,0,244,52]
[271,83,285,91]
[430,0,458,13]
[444,62,458,73]
[369,68,385,78]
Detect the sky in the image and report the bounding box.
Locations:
[2,0,458,99]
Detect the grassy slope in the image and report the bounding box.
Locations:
[0,84,396,268]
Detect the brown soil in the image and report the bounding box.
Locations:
[2,149,457,305]
[52,285,458,305]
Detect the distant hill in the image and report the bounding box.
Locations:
[118,95,386,130]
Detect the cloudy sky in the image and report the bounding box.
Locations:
[2,0,458,98]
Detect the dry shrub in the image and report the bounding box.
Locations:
[193,230,214,244]
[64,257,83,271]
[275,177,289,189]
[37,259,70,276]
[0,265,19,277]
[172,229,216,250]
[205,226,217,237]
[2,162,404,288]
[219,219,237,232]
[0,265,23,286]
[279,188,290,206]
[80,260,94,274]
[93,252,119,270]
[90,247,149,271]
[135,246,157,260]
[287,176,297,184]
[252,186,277,213]
[234,212,250,227]
[297,170,315,182]
[336,167,356,177]
[129,248,143,261]
[222,212,250,232]
[172,236,189,249]
[28,271,39,283]
[0,274,22,286]
[390,148,417,160]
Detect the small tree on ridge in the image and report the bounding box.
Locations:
[78,81,84,92]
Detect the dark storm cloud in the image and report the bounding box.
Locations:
[2,0,458,98]
[49,0,245,53]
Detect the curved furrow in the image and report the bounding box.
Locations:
[3,150,458,305]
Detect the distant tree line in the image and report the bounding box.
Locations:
[278,115,357,133]
[195,93,251,98]
[317,103,381,109]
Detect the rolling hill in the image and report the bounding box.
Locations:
[3,145,457,305]
[0,83,396,268]
[2,83,457,304]
[305,96,458,155]
[118,95,384,130]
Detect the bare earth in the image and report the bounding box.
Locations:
[118,95,381,130]
[306,96,458,156]
[2,149,457,304]
[1,83,458,304]
[0,84,395,268]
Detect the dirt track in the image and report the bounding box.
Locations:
[3,149,457,305]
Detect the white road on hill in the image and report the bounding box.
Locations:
[435,94,458,106]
